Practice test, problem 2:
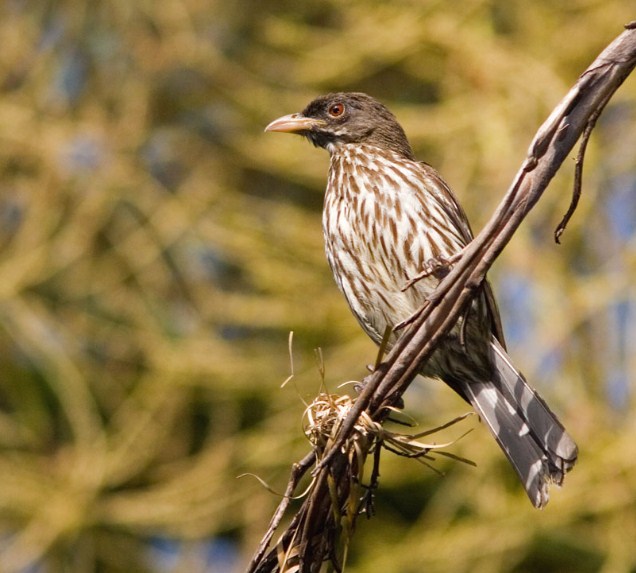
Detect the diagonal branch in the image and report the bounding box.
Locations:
[247,22,636,573]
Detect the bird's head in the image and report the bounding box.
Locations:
[265,92,415,160]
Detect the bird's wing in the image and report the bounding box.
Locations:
[419,162,506,348]
[418,162,474,245]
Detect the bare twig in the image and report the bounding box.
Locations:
[247,451,316,571]
[248,24,636,573]
[554,88,616,243]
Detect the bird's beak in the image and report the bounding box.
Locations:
[264,113,325,133]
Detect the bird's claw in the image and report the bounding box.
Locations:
[401,250,463,292]
[395,250,463,331]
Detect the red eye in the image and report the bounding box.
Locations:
[328,103,345,117]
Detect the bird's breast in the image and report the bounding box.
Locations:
[322,146,462,340]
[324,147,463,282]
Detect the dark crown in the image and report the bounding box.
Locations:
[301,93,415,159]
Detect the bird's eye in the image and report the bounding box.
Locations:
[328,103,345,117]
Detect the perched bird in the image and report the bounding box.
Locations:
[265,92,577,508]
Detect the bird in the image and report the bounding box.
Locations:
[265,92,577,508]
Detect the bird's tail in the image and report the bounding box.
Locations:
[459,339,578,508]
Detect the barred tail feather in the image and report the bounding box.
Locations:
[460,340,578,508]
[490,339,578,471]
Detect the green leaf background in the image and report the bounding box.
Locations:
[0,1,634,571]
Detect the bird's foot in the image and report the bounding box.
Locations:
[401,250,464,292]
[396,252,460,330]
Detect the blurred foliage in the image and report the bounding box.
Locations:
[0,0,634,572]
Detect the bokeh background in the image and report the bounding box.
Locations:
[0,1,635,572]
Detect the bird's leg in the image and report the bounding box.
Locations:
[374,325,393,370]
[355,326,392,393]
[354,327,405,410]
[400,249,464,292]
